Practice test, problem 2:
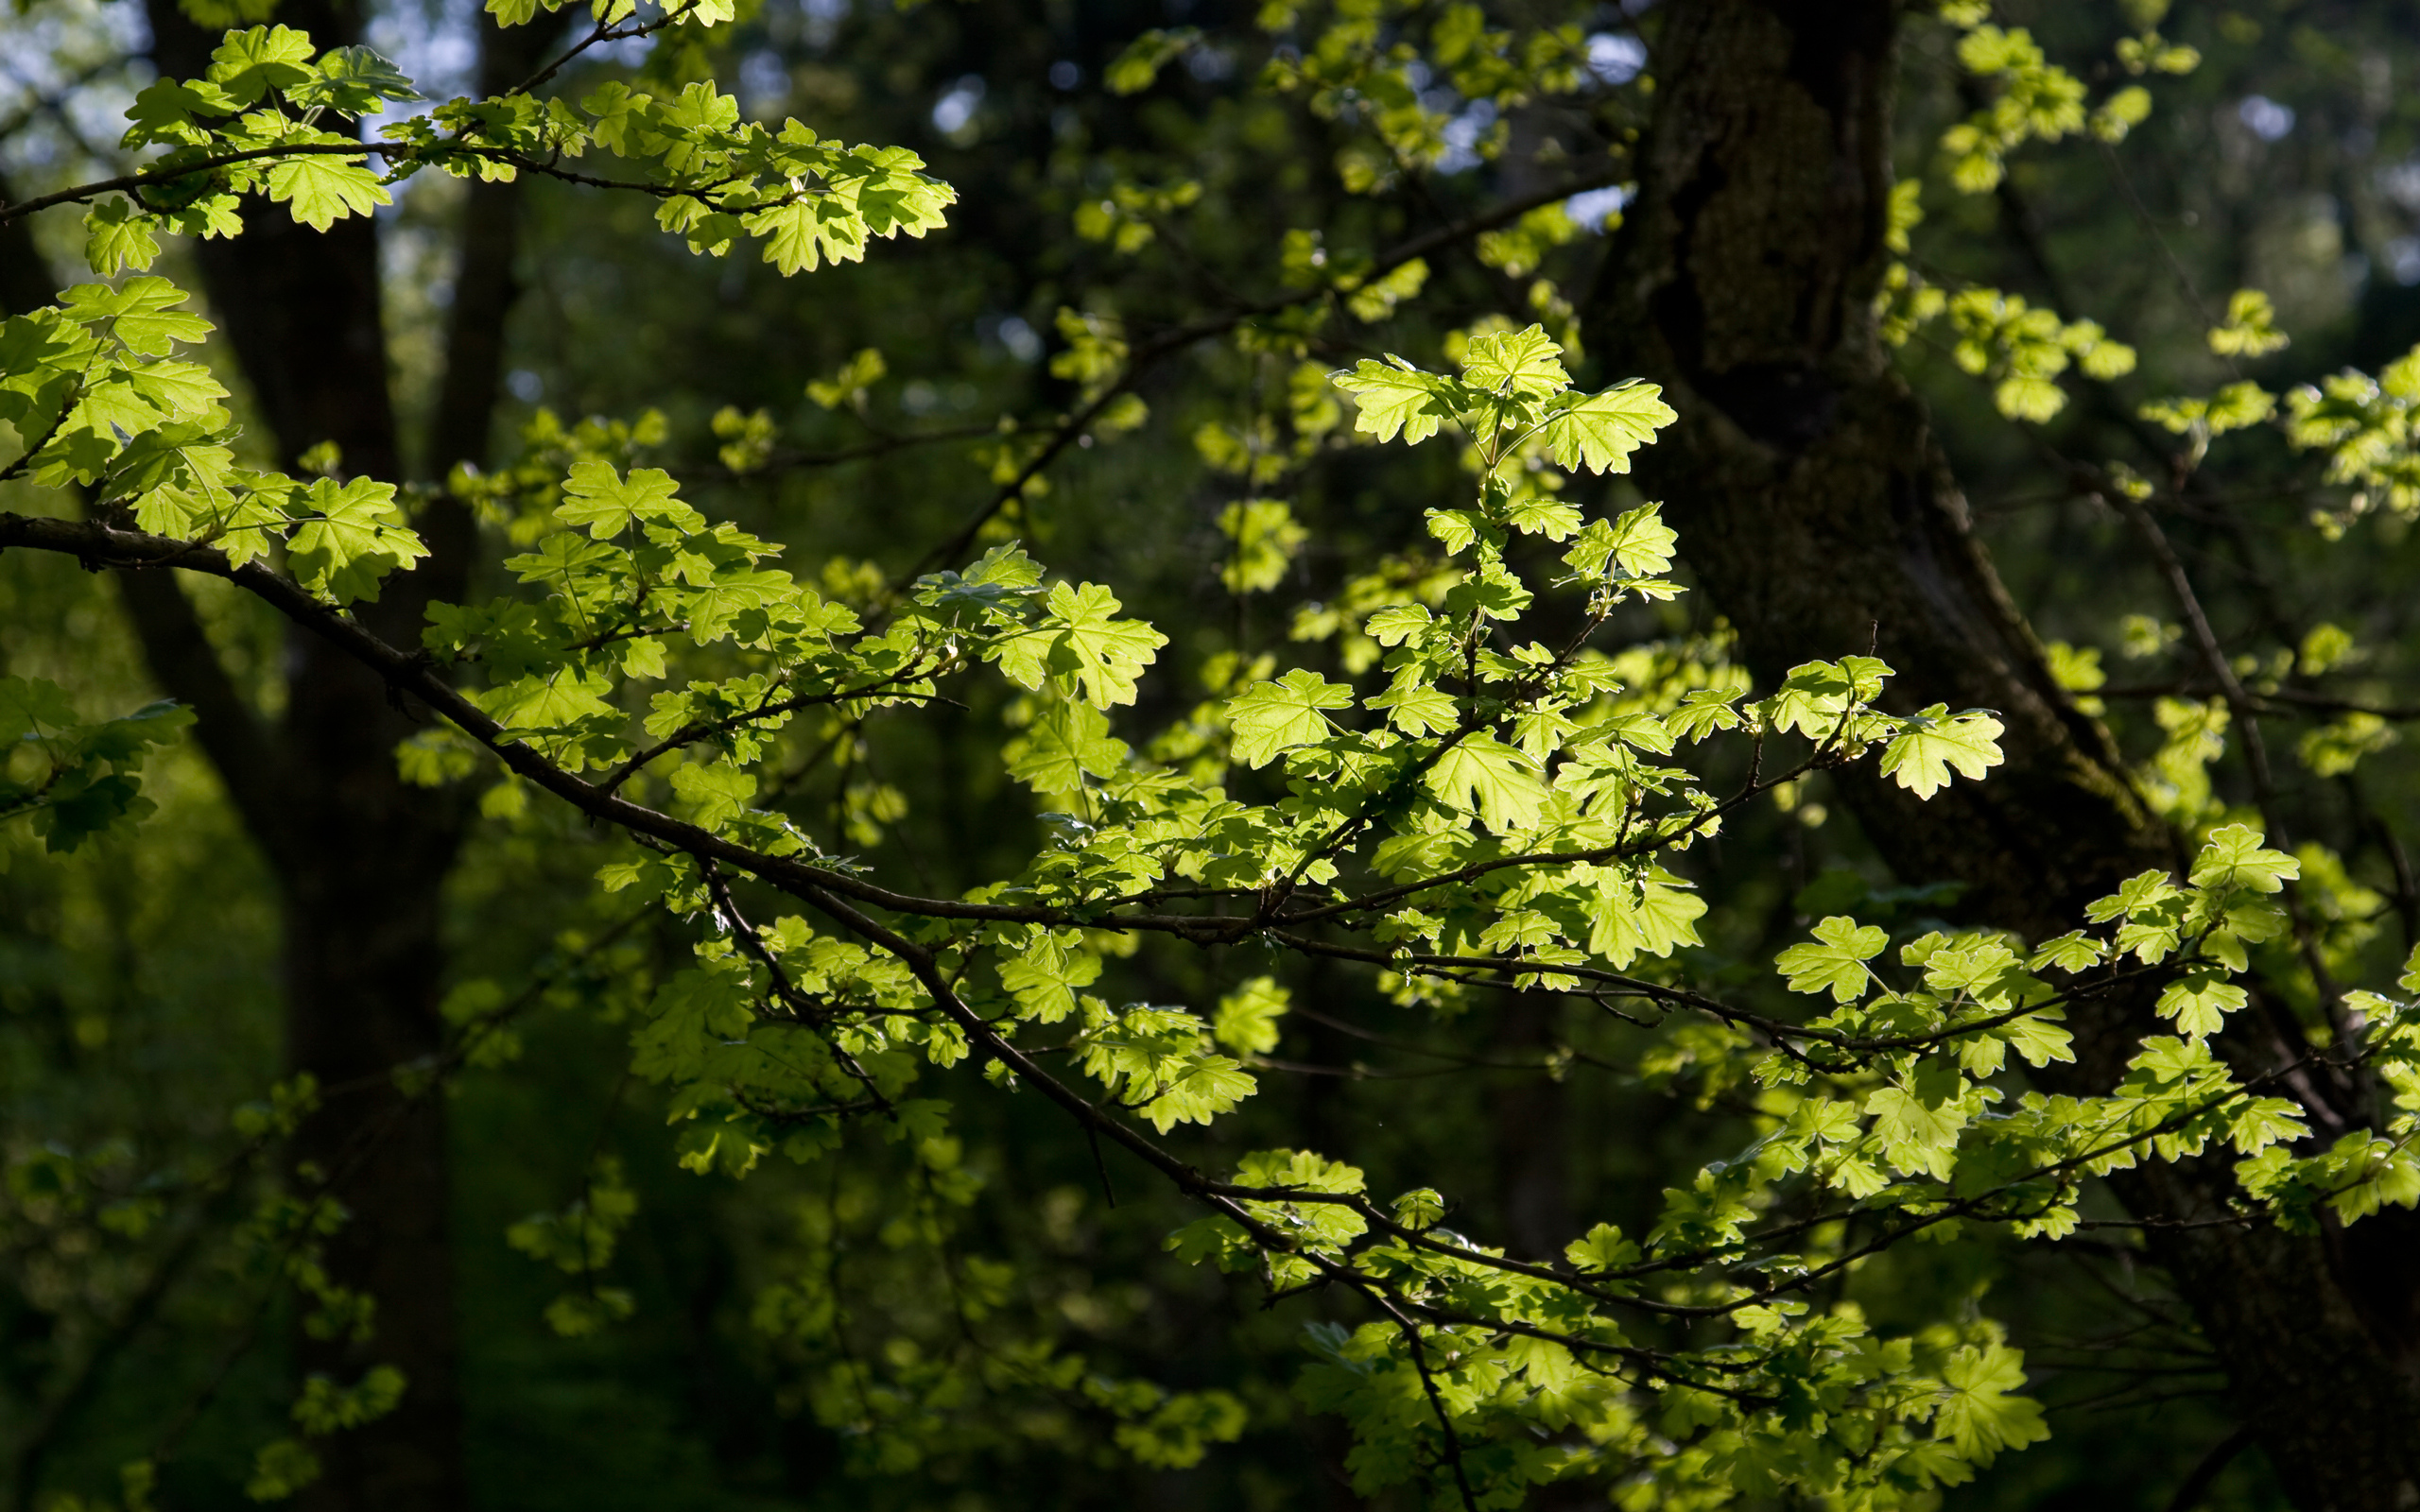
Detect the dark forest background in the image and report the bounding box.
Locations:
[7,0,2420,1507]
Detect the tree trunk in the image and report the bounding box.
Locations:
[112,5,544,1503]
[142,6,464,1505]
[1585,3,2420,1507]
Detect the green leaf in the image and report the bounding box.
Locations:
[2226,1097,2308,1156]
[1005,699,1128,798]
[1867,1085,1966,1180]
[670,762,755,829]
[1333,357,1457,445]
[78,699,196,764]
[482,669,615,732]
[1776,917,1887,1003]
[1364,679,1457,736]
[1212,976,1289,1055]
[1541,383,1676,473]
[1667,689,1743,743]
[555,459,704,538]
[681,568,795,644]
[746,199,862,276]
[1933,1345,2049,1463]
[2027,930,2103,972]
[1562,504,1676,579]
[1880,706,2005,799]
[2188,823,2300,894]
[1998,1010,2074,1068]
[1165,1215,1252,1268]
[84,199,161,277]
[56,277,211,355]
[0,676,79,743]
[1762,658,1890,739]
[1563,1221,1639,1272]
[1136,1054,1256,1134]
[1501,497,1582,539]
[207,25,319,107]
[297,45,421,116]
[1456,323,1568,397]
[1589,866,1706,968]
[1226,669,1354,767]
[998,939,1099,1024]
[2156,972,2245,1037]
[285,477,429,603]
[266,154,392,232]
[36,772,148,852]
[1390,1187,1444,1229]
[120,359,225,421]
[121,77,241,144]
[632,964,756,1081]
[1011,582,1165,709]
[1425,731,1544,833]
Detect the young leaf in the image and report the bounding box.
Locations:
[1333,357,1457,445]
[1226,670,1354,767]
[671,762,756,828]
[1776,917,1889,1003]
[1933,1345,2050,1462]
[1867,1085,1966,1180]
[1589,866,1706,968]
[2156,972,2245,1037]
[1457,323,1568,396]
[1212,976,1290,1055]
[1424,732,1544,833]
[266,154,392,232]
[1008,700,1128,799]
[285,478,429,603]
[556,460,704,538]
[1038,582,1167,709]
[1542,383,1677,474]
[1880,706,2005,799]
[2188,823,2300,894]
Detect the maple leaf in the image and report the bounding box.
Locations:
[1880,705,2005,799]
[1425,732,1544,833]
[267,154,391,232]
[1334,356,1458,444]
[1776,917,1888,1003]
[1542,382,1676,473]
[1226,669,1353,767]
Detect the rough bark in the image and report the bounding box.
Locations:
[9,3,556,1503]
[142,3,466,1504]
[1585,4,2420,1507]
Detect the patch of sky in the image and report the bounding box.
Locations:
[2386,237,2420,287]
[739,49,788,116]
[2238,94,2294,143]
[1185,46,1234,82]
[804,0,847,52]
[2377,160,2420,213]
[0,0,150,179]
[1437,98,1495,174]
[932,75,985,137]
[364,0,482,133]
[1585,32,1645,86]
[1564,185,1631,232]
[982,314,1042,363]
